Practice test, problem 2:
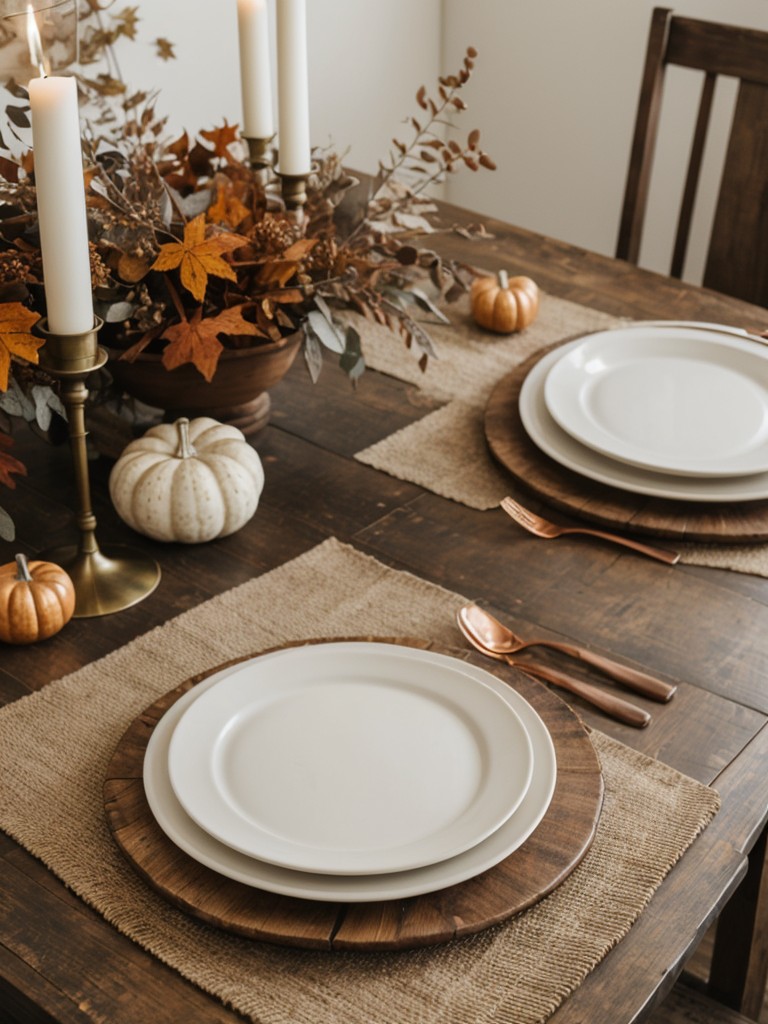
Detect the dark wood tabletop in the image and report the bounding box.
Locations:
[2,203,767,1024]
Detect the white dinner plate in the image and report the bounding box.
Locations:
[544,325,768,477]
[144,647,557,902]
[624,320,758,340]
[167,642,534,875]
[520,341,768,502]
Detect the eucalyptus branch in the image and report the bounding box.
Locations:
[375,54,469,189]
[369,46,493,210]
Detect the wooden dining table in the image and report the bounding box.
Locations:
[1,197,767,1024]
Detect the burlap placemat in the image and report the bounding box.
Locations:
[0,538,719,1024]
[355,294,768,577]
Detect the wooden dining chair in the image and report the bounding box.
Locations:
[616,7,768,308]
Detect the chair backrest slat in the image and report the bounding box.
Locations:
[665,17,768,85]
[704,81,768,305]
[617,7,768,307]
[670,71,715,280]
[616,8,671,266]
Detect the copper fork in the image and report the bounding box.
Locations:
[500,496,680,565]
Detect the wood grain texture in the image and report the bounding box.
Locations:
[3,204,768,1023]
[103,640,603,952]
[485,343,768,542]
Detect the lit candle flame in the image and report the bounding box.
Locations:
[26,4,49,78]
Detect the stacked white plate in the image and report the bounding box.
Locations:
[143,642,557,902]
[519,322,768,502]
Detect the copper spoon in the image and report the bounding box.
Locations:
[456,609,651,728]
[459,604,675,702]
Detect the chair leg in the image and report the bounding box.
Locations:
[709,822,768,1019]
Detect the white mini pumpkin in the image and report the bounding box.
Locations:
[109,416,265,543]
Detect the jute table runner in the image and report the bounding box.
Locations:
[355,294,768,577]
[0,538,719,1024]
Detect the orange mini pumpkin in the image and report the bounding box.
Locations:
[470,270,540,334]
[0,553,75,645]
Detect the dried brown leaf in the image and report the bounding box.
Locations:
[0,156,19,183]
[154,37,175,61]
[5,106,29,129]
[114,7,140,41]
[0,302,41,391]
[282,239,318,260]
[207,185,249,229]
[152,214,245,302]
[0,431,25,489]
[200,122,239,161]
[117,251,153,283]
[161,303,262,381]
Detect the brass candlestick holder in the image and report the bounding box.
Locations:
[245,134,274,170]
[36,317,161,618]
[279,172,308,223]
[245,135,275,193]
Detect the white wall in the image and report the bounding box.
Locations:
[110,1,768,285]
[442,0,768,283]
[112,0,441,177]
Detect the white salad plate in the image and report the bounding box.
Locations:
[520,340,768,502]
[167,642,534,876]
[144,646,557,902]
[544,325,768,477]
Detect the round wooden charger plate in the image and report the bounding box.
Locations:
[485,342,768,542]
[104,638,603,952]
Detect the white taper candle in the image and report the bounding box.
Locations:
[237,0,274,139]
[276,0,310,176]
[29,74,93,335]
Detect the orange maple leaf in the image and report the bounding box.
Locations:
[0,302,42,391]
[207,184,250,229]
[151,214,246,302]
[160,304,264,382]
[0,432,26,490]
[200,121,239,160]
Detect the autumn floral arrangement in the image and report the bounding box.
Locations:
[0,3,495,538]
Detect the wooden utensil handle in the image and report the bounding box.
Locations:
[552,642,676,702]
[567,528,680,565]
[509,658,651,728]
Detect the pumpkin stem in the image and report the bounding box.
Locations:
[175,417,197,460]
[15,552,32,582]
[497,269,509,290]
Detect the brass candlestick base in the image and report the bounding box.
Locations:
[37,317,161,618]
[279,172,308,223]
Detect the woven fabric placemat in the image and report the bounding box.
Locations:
[0,538,719,1024]
[355,294,768,577]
